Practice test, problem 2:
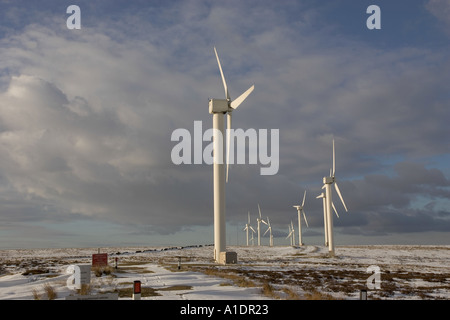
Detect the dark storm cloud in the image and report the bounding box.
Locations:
[0,1,449,247]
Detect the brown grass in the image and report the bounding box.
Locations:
[32,283,58,300]
[304,289,336,300]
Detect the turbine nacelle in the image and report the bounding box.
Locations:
[209,99,230,114]
[323,176,334,184]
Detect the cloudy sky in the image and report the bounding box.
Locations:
[0,0,449,249]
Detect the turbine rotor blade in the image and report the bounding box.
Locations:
[334,182,348,212]
[303,211,309,227]
[214,47,230,101]
[230,85,254,109]
[332,138,335,177]
[258,203,262,218]
[302,190,306,206]
[332,202,340,218]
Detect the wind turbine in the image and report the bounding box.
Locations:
[286,222,295,246]
[209,47,254,263]
[263,217,273,246]
[321,138,348,256]
[293,190,309,246]
[243,212,256,246]
[250,230,255,246]
[257,204,268,246]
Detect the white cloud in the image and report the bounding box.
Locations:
[426,0,450,32]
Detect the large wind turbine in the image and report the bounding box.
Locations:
[321,138,348,256]
[209,47,254,263]
[286,222,295,246]
[293,190,309,246]
[263,217,273,246]
[243,212,256,246]
[257,204,268,246]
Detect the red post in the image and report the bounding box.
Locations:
[134,280,141,294]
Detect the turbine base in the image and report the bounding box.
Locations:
[218,251,238,265]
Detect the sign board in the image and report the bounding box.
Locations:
[92,253,108,267]
[134,280,141,294]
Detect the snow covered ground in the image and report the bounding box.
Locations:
[0,244,448,300]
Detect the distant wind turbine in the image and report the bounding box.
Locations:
[286,222,295,246]
[209,47,254,263]
[293,190,309,246]
[243,212,256,246]
[257,204,268,246]
[263,217,274,246]
[250,229,256,246]
[321,138,348,256]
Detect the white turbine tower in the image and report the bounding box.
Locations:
[317,191,341,247]
[243,212,256,246]
[322,138,348,256]
[209,47,254,263]
[293,190,309,246]
[263,217,274,246]
[257,204,268,246]
[316,192,328,246]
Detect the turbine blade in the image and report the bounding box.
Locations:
[332,138,335,177]
[230,85,254,109]
[332,202,340,218]
[250,226,256,233]
[303,211,309,227]
[258,203,262,218]
[263,227,270,236]
[248,212,250,224]
[302,190,306,206]
[214,47,230,100]
[226,112,231,183]
[334,182,348,212]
